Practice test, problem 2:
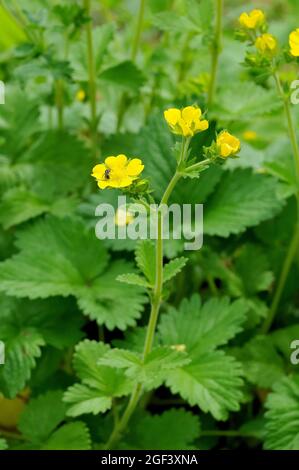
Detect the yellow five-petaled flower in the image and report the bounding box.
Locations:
[91,154,144,189]
[239,9,265,30]
[255,33,277,57]
[217,131,241,158]
[164,106,209,137]
[289,29,299,57]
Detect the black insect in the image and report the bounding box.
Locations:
[104,168,111,180]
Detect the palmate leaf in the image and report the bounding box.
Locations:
[265,375,299,450]
[0,216,147,330]
[63,340,132,417]
[158,295,248,355]
[165,350,244,421]
[124,409,200,450]
[99,346,190,390]
[204,170,284,237]
[158,295,246,420]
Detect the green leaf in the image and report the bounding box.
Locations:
[99,346,190,390]
[234,244,274,296]
[99,61,145,92]
[0,217,147,330]
[42,422,91,450]
[117,273,151,288]
[163,257,188,283]
[158,295,248,355]
[233,336,285,388]
[18,390,66,444]
[213,82,282,122]
[63,340,131,417]
[0,301,45,399]
[64,384,111,417]
[270,324,299,359]
[0,438,8,450]
[165,350,244,420]
[124,409,200,450]
[204,170,284,237]
[135,115,222,202]
[265,375,299,450]
[135,240,156,285]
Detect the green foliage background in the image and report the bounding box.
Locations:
[0,0,299,450]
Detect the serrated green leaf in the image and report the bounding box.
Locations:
[124,409,201,450]
[63,340,132,417]
[135,240,156,285]
[63,384,111,417]
[159,295,248,355]
[117,273,151,288]
[42,422,91,450]
[0,317,45,398]
[265,375,299,450]
[18,390,66,443]
[99,346,190,390]
[204,170,284,237]
[213,82,282,122]
[163,257,188,283]
[165,350,244,420]
[0,217,147,330]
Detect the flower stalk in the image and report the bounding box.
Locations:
[262,70,299,333]
[103,140,189,450]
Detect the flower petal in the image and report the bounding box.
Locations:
[105,154,128,169]
[182,106,201,124]
[164,108,181,126]
[91,163,106,179]
[126,158,144,176]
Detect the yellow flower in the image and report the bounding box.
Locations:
[255,33,277,56]
[239,9,265,30]
[115,207,134,226]
[164,106,209,137]
[91,154,144,189]
[76,89,86,102]
[243,130,257,142]
[289,29,299,57]
[217,131,241,158]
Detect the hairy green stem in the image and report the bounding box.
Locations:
[207,0,223,108]
[262,72,299,333]
[103,141,189,450]
[84,0,98,158]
